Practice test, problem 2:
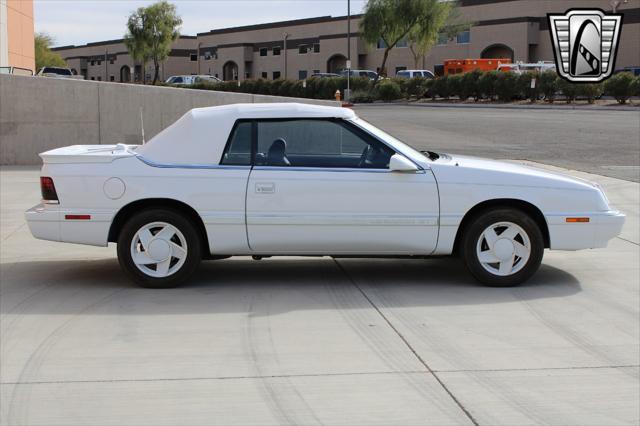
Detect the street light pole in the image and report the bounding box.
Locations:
[344,0,351,103]
[105,49,108,81]
[283,32,290,79]
[197,42,202,75]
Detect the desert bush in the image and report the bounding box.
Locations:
[446,74,464,99]
[494,72,520,101]
[405,77,427,98]
[350,90,375,103]
[538,71,559,103]
[374,79,403,101]
[557,79,578,103]
[478,71,499,100]
[577,83,603,104]
[518,71,541,101]
[460,69,483,101]
[431,75,451,99]
[605,72,635,104]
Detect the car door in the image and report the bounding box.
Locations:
[244,118,439,254]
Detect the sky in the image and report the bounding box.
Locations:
[34,0,368,48]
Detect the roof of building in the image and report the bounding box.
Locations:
[136,102,350,165]
[197,14,362,36]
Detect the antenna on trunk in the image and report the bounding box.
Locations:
[140,107,146,144]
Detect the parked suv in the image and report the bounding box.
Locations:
[166,75,221,85]
[339,69,379,80]
[36,67,73,78]
[396,70,435,79]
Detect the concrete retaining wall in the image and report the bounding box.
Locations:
[0,74,339,165]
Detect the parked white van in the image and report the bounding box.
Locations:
[396,70,435,79]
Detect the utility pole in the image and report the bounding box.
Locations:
[197,42,202,75]
[346,0,351,102]
[105,49,108,81]
[283,32,290,79]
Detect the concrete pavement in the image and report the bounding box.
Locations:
[0,165,638,425]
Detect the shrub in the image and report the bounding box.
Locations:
[605,72,635,104]
[350,90,375,103]
[422,78,435,98]
[632,76,640,97]
[461,69,482,101]
[478,71,499,100]
[405,77,427,98]
[577,83,603,104]
[447,74,464,100]
[374,79,403,101]
[389,77,409,98]
[518,71,541,102]
[432,75,451,99]
[557,79,578,103]
[494,72,520,101]
[539,71,559,103]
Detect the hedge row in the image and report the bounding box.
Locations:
[424,70,640,104]
[180,71,640,104]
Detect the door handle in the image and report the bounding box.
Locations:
[255,182,275,194]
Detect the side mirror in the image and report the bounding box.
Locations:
[389,154,419,172]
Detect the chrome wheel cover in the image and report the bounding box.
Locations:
[476,221,531,277]
[130,221,187,278]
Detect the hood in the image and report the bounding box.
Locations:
[431,153,599,192]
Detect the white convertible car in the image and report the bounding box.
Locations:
[26,103,624,288]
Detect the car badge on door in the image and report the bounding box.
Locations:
[547,9,622,82]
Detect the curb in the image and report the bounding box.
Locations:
[353,102,639,112]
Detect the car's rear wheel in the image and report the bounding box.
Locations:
[462,208,544,286]
[117,209,201,288]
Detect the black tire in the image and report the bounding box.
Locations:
[117,208,202,288]
[462,208,544,287]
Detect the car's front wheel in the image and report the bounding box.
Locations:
[462,208,544,286]
[117,209,201,288]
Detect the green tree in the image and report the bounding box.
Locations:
[34,33,67,71]
[407,1,468,70]
[360,0,429,81]
[124,1,182,84]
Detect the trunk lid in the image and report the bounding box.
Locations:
[39,144,138,164]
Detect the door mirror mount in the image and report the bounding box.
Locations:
[389,154,419,172]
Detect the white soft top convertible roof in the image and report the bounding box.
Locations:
[136,103,355,165]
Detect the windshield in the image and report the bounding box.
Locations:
[350,117,431,165]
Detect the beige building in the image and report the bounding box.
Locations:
[53,36,199,82]
[54,0,639,82]
[0,0,35,73]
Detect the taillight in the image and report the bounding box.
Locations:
[40,177,59,203]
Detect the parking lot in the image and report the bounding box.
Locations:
[1,106,639,425]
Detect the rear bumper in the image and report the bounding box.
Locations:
[25,203,111,247]
[548,210,625,250]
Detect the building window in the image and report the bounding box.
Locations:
[97,76,102,81]
[298,70,308,80]
[110,75,115,81]
[313,43,320,53]
[260,47,268,57]
[90,60,95,66]
[298,45,308,54]
[90,77,95,80]
[273,47,281,56]
[395,66,407,74]
[456,30,471,44]
[437,33,448,45]
[313,69,320,74]
[396,38,408,48]
[97,60,101,65]
[204,51,212,60]
[190,53,197,61]
[273,71,281,80]
[376,38,387,49]
[261,72,268,79]
[109,59,114,64]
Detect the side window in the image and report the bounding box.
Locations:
[221,121,252,165]
[255,119,394,169]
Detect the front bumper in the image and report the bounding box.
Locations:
[548,210,625,250]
